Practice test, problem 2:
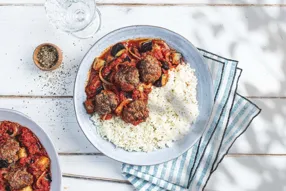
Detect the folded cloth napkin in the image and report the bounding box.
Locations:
[122,49,261,191]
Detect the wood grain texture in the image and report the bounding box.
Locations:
[60,155,124,181]
[63,173,129,184]
[0,0,285,5]
[0,98,99,153]
[0,6,285,97]
[59,155,286,191]
[206,155,286,191]
[0,4,283,191]
[63,177,134,191]
[0,97,284,154]
[229,98,286,154]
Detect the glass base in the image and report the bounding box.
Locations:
[71,7,101,39]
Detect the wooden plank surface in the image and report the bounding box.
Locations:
[0,98,98,153]
[0,0,285,5]
[59,155,286,191]
[63,177,133,191]
[0,6,285,97]
[0,3,284,191]
[229,98,286,154]
[60,155,124,181]
[0,97,284,154]
[206,156,286,191]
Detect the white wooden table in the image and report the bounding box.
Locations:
[0,0,285,190]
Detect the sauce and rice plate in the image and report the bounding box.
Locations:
[92,63,198,152]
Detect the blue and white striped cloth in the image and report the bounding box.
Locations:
[122,49,261,191]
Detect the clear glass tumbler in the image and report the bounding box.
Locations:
[45,0,101,38]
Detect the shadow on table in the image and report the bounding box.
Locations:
[190,1,286,190]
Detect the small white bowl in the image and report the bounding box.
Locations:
[0,108,62,190]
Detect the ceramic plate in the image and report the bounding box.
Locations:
[74,25,213,165]
[0,108,62,190]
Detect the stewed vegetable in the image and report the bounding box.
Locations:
[84,38,183,125]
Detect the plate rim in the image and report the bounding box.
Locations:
[74,25,214,165]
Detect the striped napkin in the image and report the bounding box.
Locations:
[122,49,261,191]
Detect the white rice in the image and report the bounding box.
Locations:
[91,63,199,152]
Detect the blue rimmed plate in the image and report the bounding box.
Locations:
[74,25,213,165]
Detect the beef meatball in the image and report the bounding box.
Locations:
[0,138,20,163]
[5,168,33,190]
[114,66,139,92]
[137,55,162,84]
[122,100,149,125]
[95,90,118,115]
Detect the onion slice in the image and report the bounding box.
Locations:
[115,99,132,116]
[155,40,170,50]
[138,83,152,92]
[161,74,168,86]
[128,48,141,60]
[36,171,47,188]
[9,125,19,137]
[99,66,113,86]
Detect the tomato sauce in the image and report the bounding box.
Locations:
[0,121,51,191]
[84,38,183,125]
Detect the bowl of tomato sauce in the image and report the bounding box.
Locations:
[0,108,62,191]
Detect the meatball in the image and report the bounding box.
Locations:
[122,100,149,125]
[5,168,33,190]
[0,138,20,163]
[114,66,140,92]
[95,90,118,115]
[137,55,162,84]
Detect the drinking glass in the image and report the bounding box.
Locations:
[45,0,101,38]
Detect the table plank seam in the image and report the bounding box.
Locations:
[63,173,130,185]
[1,3,286,7]
[227,153,286,157]
[242,96,286,99]
[59,152,104,156]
